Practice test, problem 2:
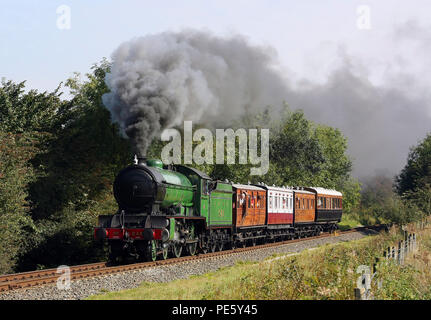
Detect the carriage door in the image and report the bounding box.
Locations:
[238,189,247,226]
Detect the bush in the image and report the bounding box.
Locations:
[0,132,39,273]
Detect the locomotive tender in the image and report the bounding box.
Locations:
[94,158,343,262]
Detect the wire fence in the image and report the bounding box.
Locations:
[352,220,429,301]
[382,233,417,266]
[354,231,418,300]
[353,218,430,300]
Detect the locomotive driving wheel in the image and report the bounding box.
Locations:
[201,242,209,254]
[146,240,157,261]
[187,242,198,256]
[209,241,217,253]
[173,242,182,258]
[161,244,169,260]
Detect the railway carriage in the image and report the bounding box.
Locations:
[293,188,315,224]
[265,186,294,225]
[257,185,295,241]
[292,188,320,237]
[232,184,266,246]
[305,187,343,231]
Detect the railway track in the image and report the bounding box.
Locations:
[0,225,385,293]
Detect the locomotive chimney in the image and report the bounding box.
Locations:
[134,154,147,166]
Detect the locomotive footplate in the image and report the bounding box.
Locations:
[94,214,170,241]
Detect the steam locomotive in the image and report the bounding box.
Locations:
[94,158,343,262]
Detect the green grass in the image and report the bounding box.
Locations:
[338,212,363,230]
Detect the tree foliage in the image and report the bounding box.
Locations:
[0,132,38,273]
[396,133,431,197]
[0,80,65,133]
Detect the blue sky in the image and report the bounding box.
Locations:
[2,0,430,93]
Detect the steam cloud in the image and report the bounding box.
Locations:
[104,26,431,177]
[103,30,288,156]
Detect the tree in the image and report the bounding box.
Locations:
[17,60,132,271]
[269,108,324,186]
[395,133,431,197]
[0,79,66,133]
[313,124,352,188]
[360,174,394,208]
[0,132,38,273]
[28,59,131,221]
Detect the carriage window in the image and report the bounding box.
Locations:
[269,195,273,209]
[239,192,245,206]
